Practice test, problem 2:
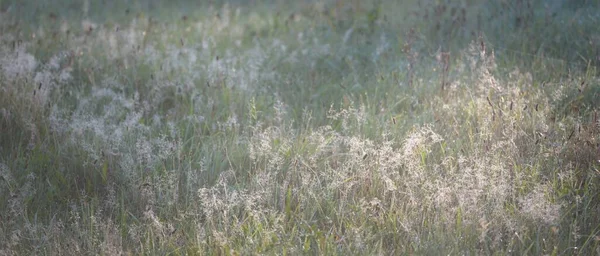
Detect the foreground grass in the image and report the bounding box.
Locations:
[0,0,599,255]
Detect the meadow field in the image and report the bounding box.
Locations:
[0,0,599,254]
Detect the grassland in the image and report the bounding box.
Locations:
[0,0,599,255]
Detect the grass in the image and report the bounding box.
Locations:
[0,0,599,255]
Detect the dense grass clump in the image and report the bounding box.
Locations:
[0,0,599,255]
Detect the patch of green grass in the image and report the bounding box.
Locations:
[0,0,599,255]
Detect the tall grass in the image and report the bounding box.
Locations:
[0,0,599,254]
